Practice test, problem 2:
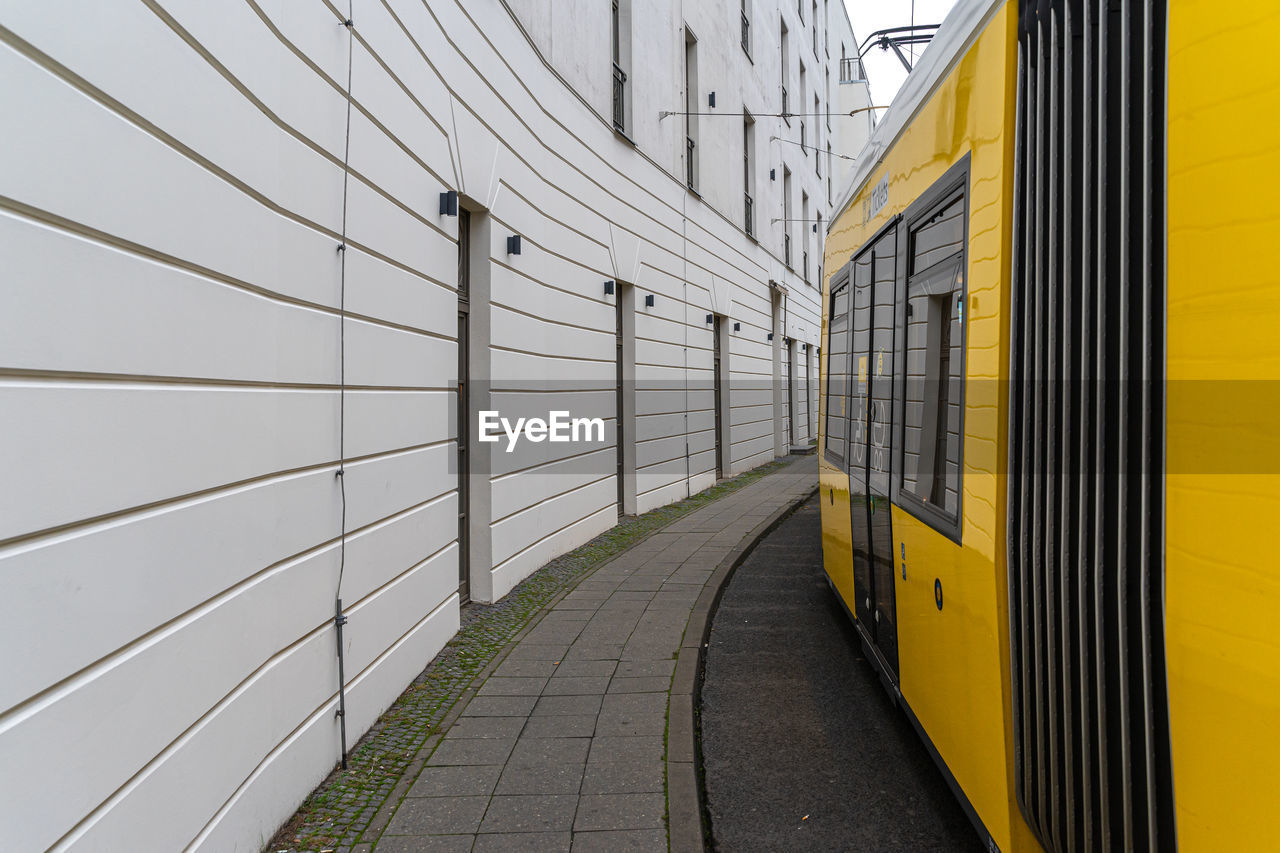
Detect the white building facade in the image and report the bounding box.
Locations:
[0,1,867,849]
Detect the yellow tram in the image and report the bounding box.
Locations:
[818,0,1280,850]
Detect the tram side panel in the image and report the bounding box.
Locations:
[821,5,1036,851]
[1166,0,1280,848]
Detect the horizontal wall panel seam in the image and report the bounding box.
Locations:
[49,584,455,853]
[0,30,448,289]
[182,593,457,851]
[143,0,454,234]
[0,199,454,334]
[0,439,453,550]
[488,478,621,570]
[0,499,457,723]
[0,370,452,393]
[388,0,797,282]
[234,0,452,163]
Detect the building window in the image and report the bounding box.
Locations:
[743,113,755,236]
[780,21,790,122]
[900,189,967,534]
[826,144,832,204]
[798,61,806,132]
[812,1,818,54]
[816,212,823,285]
[823,273,850,465]
[815,93,823,166]
[741,0,750,56]
[782,167,792,267]
[826,69,832,131]
[612,0,631,133]
[824,0,829,53]
[684,29,698,191]
[801,191,810,283]
[798,0,804,24]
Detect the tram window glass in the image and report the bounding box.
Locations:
[824,273,851,465]
[910,197,965,273]
[901,189,965,534]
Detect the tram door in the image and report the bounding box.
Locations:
[848,227,899,679]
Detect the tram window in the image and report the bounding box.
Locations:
[900,188,965,536]
[910,197,965,274]
[824,275,851,465]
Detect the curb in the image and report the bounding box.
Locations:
[666,483,819,853]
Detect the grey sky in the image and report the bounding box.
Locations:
[843,0,960,106]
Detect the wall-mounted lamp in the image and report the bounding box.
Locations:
[708,92,716,108]
[706,313,714,324]
[645,294,655,307]
[507,235,522,255]
[812,224,818,233]
[604,279,615,295]
[733,322,741,332]
[768,333,774,341]
[769,168,776,181]
[439,190,458,216]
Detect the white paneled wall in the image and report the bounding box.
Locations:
[0,0,860,849]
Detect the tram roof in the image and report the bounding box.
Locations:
[829,0,1008,230]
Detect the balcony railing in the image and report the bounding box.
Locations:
[686,136,696,190]
[784,232,791,266]
[741,11,750,54]
[744,193,753,237]
[838,56,867,82]
[612,63,627,132]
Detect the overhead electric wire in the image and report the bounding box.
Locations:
[770,136,857,161]
[660,105,889,120]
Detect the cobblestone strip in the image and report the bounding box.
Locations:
[268,458,796,853]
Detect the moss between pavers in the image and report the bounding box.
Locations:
[267,458,793,852]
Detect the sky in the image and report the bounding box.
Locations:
[842,0,960,106]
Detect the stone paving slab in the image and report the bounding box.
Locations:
[363,457,816,852]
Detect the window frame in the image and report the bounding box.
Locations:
[893,156,970,543]
[822,264,852,468]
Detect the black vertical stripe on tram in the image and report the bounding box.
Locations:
[1021,27,1038,819]
[1092,3,1114,847]
[1024,8,1044,829]
[1077,0,1096,845]
[1114,0,1136,846]
[1145,0,1176,846]
[1045,8,1064,849]
[1016,34,1036,821]
[1102,0,1127,845]
[1007,37,1030,823]
[1060,3,1083,849]
[1141,0,1162,840]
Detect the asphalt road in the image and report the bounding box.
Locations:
[699,495,984,852]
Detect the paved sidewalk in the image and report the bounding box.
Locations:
[369,457,817,852]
